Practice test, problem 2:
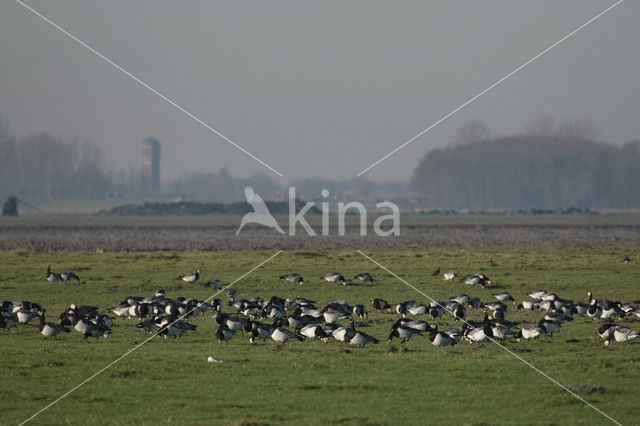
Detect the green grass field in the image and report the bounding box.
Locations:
[1,247,639,425]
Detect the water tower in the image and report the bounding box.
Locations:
[141,137,161,192]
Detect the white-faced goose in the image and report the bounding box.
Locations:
[60,272,80,282]
[492,292,516,304]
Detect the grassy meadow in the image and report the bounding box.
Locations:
[1,247,639,425]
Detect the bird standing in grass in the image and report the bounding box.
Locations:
[46,265,62,284]
[280,273,304,285]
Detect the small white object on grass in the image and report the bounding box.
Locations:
[207,356,223,364]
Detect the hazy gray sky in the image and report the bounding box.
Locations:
[0,1,637,182]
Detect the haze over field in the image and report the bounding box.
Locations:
[1,1,638,184]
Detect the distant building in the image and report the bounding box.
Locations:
[141,137,161,192]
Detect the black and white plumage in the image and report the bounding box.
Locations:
[179,270,200,283]
[322,272,347,285]
[38,311,70,339]
[492,292,516,304]
[60,272,80,282]
[270,320,305,345]
[300,324,329,341]
[280,273,304,285]
[612,326,639,344]
[429,324,457,347]
[352,304,367,319]
[216,325,235,344]
[371,298,391,312]
[46,265,62,284]
[387,324,422,343]
[461,273,491,288]
[443,270,457,281]
[354,273,374,282]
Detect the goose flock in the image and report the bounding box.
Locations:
[2,266,638,349]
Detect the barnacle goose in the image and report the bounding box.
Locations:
[387,324,422,343]
[443,271,457,281]
[216,324,235,344]
[280,273,304,285]
[179,270,200,283]
[322,272,347,285]
[371,298,391,312]
[46,265,62,283]
[429,324,457,347]
[354,273,374,282]
[38,310,70,339]
[270,319,305,345]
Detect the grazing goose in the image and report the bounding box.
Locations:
[348,329,379,347]
[352,304,367,319]
[407,304,428,316]
[300,324,329,342]
[467,297,483,309]
[322,272,347,285]
[453,304,467,322]
[280,273,304,285]
[388,324,422,343]
[38,311,70,339]
[623,255,631,263]
[0,316,17,332]
[270,319,305,345]
[492,293,516,304]
[539,319,561,337]
[491,324,515,344]
[216,324,235,344]
[179,270,200,283]
[517,299,539,311]
[394,318,429,332]
[461,273,491,288]
[450,294,470,305]
[227,289,238,302]
[322,309,349,324]
[246,321,272,343]
[46,265,62,284]
[204,280,223,289]
[431,267,440,277]
[354,273,374,282]
[428,305,445,321]
[528,290,547,299]
[371,298,391,312]
[216,313,247,335]
[443,271,457,281]
[136,319,159,334]
[463,312,493,344]
[517,324,545,341]
[60,272,80,282]
[429,324,457,347]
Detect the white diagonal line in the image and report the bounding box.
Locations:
[356,249,622,426]
[19,249,283,425]
[15,0,284,177]
[356,0,625,176]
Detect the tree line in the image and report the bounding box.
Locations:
[412,119,640,210]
